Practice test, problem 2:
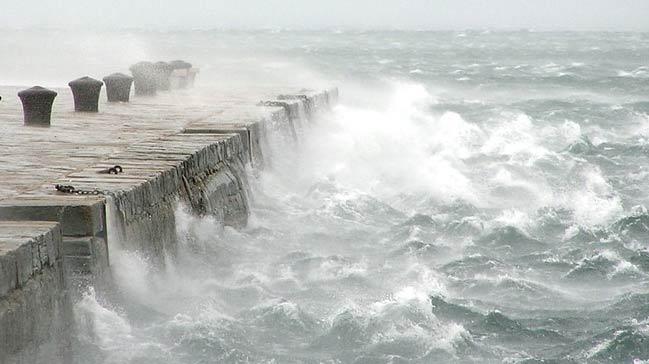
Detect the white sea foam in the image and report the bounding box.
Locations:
[566,166,623,226]
[48,30,648,363]
[297,81,482,205]
[72,288,162,364]
[492,208,534,233]
[480,113,551,163]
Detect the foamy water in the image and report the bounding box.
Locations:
[3,30,648,363]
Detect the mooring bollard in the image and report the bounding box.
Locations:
[187,68,199,88]
[129,61,157,96]
[68,76,103,112]
[154,62,173,91]
[103,73,134,102]
[17,86,58,126]
[169,60,192,89]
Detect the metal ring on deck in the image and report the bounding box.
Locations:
[55,184,76,193]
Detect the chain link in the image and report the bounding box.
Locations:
[257,100,289,107]
[55,184,108,195]
[55,165,123,195]
[277,94,308,101]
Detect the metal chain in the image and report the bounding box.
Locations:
[259,96,309,107]
[257,100,289,107]
[55,184,109,195]
[55,165,124,195]
[277,94,308,101]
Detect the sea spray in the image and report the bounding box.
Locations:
[63,30,649,363]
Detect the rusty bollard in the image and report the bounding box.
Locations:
[129,61,157,96]
[169,60,192,89]
[154,62,173,91]
[69,76,103,112]
[17,86,58,126]
[103,73,133,102]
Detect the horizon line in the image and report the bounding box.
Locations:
[1,26,649,33]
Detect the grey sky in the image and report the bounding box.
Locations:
[1,0,648,31]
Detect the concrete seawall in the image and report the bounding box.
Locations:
[0,85,337,363]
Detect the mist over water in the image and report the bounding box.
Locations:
[5,30,649,363]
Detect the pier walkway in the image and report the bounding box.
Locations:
[0,82,337,363]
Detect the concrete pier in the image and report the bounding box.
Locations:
[0,221,72,364]
[0,83,337,362]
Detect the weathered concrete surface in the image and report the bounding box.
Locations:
[77,132,251,259]
[0,86,237,199]
[0,195,109,292]
[0,84,336,246]
[0,85,336,199]
[0,83,338,361]
[0,221,72,364]
[0,196,105,237]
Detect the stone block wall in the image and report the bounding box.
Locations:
[0,221,73,364]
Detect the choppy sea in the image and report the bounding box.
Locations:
[4,30,649,363]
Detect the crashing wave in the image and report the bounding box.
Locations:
[563,250,646,282]
[587,327,649,362]
[566,135,597,155]
[612,207,649,244]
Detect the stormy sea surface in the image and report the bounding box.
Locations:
[6,30,649,363]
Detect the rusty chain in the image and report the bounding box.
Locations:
[55,165,124,195]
